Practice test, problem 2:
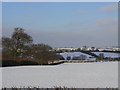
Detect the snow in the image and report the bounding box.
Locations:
[60,52,96,60]
[2,62,118,88]
[92,52,119,58]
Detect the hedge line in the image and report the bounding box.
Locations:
[1,60,65,67]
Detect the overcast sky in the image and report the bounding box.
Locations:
[2,2,118,48]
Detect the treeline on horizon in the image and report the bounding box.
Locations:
[1,27,64,67]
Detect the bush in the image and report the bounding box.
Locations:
[20,60,38,65]
[57,55,65,60]
[2,60,19,67]
[66,56,71,60]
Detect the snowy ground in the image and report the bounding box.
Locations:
[92,52,119,58]
[2,62,118,88]
[60,52,96,60]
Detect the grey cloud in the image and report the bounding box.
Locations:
[99,4,118,12]
[92,17,118,45]
[2,16,118,48]
[95,17,117,27]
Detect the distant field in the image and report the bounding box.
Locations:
[2,62,118,88]
[60,52,119,60]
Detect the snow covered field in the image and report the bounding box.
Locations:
[92,52,119,58]
[60,52,96,60]
[2,62,118,88]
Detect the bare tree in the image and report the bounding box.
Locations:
[2,28,33,60]
[2,27,59,65]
